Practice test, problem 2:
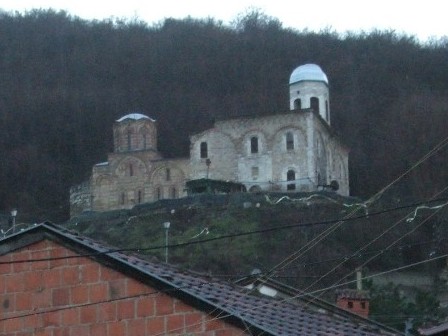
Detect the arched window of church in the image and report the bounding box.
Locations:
[249,185,261,193]
[166,168,171,181]
[287,170,296,190]
[127,130,132,151]
[286,132,294,150]
[317,173,324,185]
[120,192,125,205]
[310,97,319,113]
[200,142,208,158]
[325,100,329,121]
[156,187,162,200]
[171,187,177,199]
[143,133,147,149]
[294,99,301,110]
[129,163,134,177]
[250,136,259,154]
[137,190,143,204]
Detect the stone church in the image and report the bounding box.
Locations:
[70,63,349,217]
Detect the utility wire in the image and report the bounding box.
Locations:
[299,185,448,311]
[305,187,448,292]
[249,134,448,293]
[1,197,447,266]
[317,198,447,295]
[2,252,442,334]
[210,237,447,278]
[153,253,448,336]
[207,134,448,334]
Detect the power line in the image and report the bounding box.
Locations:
[1,197,447,266]
[210,237,447,278]
[248,134,448,294]
[297,186,448,311]
[1,252,444,335]
[153,253,448,336]
[305,189,448,292]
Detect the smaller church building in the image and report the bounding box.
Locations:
[70,64,349,217]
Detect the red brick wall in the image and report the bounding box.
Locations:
[0,240,248,335]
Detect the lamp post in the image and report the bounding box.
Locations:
[11,209,17,234]
[205,158,211,179]
[163,222,170,263]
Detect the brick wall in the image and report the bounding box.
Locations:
[0,240,248,335]
[336,297,370,318]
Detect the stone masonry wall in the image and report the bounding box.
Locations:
[0,240,248,335]
[190,112,311,190]
[69,182,91,218]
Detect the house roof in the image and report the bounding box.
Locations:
[336,288,371,300]
[0,223,401,336]
[419,321,448,335]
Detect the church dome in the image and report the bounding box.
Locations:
[289,64,328,85]
[116,113,155,122]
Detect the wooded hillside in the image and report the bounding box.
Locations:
[0,9,447,222]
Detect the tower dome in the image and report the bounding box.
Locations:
[289,63,331,125]
[289,64,328,85]
[116,113,155,122]
[113,112,157,152]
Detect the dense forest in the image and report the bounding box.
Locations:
[0,9,447,222]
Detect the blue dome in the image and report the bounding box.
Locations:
[116,113,155,122]
[289,64,328,85]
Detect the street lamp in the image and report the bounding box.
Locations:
[11,209,17,234]
[206,158,211,179]
[163,222,170,263]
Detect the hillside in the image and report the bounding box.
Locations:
[62,190,448,330]
[64,191,448,287]
[1,9,448,334]
[0,10,447,222]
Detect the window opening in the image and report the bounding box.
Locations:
[287,170,296,190]
[249,185,261,193]
[127,130,132,151]
[251,167,259,180]
[286,132,294,150]
[138,190,142,204]
[129,163,134,177]
[120,192,125,205]
[143,133,147,149]
[200,142,208,158]
[310,97,319,113]
[171,187,177,199]
[166,168,171,181]
[294,99,301,110]
[250,136,259,154]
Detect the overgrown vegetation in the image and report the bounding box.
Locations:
[62,192,448,331]
[1,10,448,332]
[0,9,447,222]
[367,280,447,333]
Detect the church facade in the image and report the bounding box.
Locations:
[70,64,349,217]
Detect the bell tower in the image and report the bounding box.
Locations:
[113,113,157,153]
[289,64,331,125]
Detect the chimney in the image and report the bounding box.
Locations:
[356,268,362,290]
[336,269,370,318]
